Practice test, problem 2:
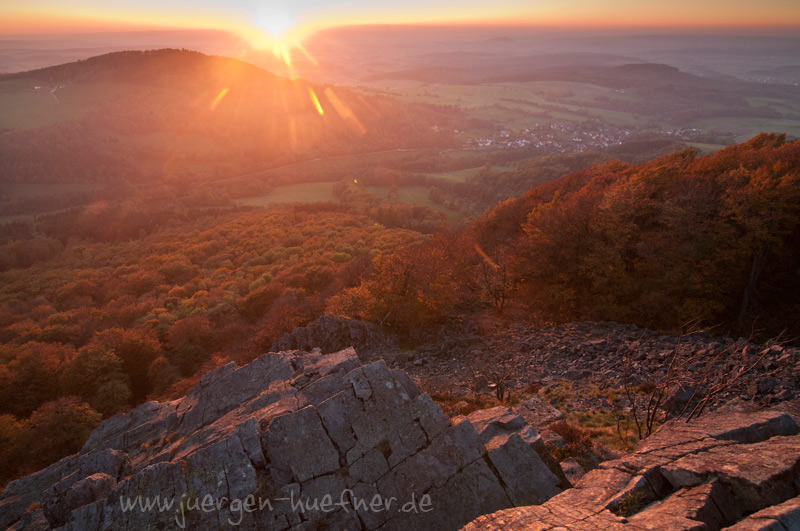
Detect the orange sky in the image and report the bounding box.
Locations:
[2,0,800,42]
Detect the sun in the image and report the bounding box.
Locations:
[254,4,294,39]
[235,4,316,72]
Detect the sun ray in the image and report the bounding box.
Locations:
[355,95,380,117]
[293,40,319,67]
[474,244,500,269]
[308,88,324,116]
[276,44,298,78]
[210,88,229,111]
[324,88,366,136]
[278,45,292,67]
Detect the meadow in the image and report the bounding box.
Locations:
[691,116,800,143]
[235,182,338,206]
[0,80,161,130]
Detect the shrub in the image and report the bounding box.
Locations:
[27,397,101,470]
[546,420,597,467]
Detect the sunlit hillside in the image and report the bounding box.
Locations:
[0,49,459,186]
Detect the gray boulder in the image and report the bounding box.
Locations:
[271,315,395,361]
[467,406,570,490]
[461,407,800,531]
[0,348,564,530]
[513,396,565,427]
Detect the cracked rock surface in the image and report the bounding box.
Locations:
[460,406,800,531]
[0,348,563,530]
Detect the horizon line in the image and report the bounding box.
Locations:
[3,21,800,38]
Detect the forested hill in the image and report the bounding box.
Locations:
[5,49,275,87]
[471,133,800,336]
[0,49,460,185]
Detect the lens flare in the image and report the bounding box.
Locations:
[278,45,292,67]
[309,88,324,116]
[324,88,366,136]
[475,244,499,269]
[210,88,229,111]
[293,41,319,67]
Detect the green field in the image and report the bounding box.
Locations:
[746,97,800,116]
[237,147,490,186]
[688,142,728,154]
[234,181,461,223]
[0,209,69,225]
[692,116,800,143]
[387,81,620,110]
[518,80,612,99]
[0,80,155,130]
[424,165,515,183]
[234,182,338,206]
[0,181,111,224]
[425,167,482,183]
[370,76,800,141]
[0,90,61,129]
[377,76,799,142]
[378,79,646,134]
[366,185,459,222]
[367,185,429,204]
[387,83,554,112]
[256,149,430,179]
[0,182,105,200]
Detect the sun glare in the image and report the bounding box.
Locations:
[232,3,321,77]
[255,4,294,38]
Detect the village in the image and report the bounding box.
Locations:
[460,122,707,154]
[464,120,635,153]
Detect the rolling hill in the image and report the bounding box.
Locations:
[0,49,459,187]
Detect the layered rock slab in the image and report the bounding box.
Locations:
[0,348,563,530]
[462,407,800,531]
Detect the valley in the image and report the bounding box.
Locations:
[0,26,799,528]
[4,30,800,227]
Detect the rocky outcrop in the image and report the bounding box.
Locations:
[461,405,800,531]
[0,348,563,531]
[272,315,395,361]
[465,406,570,491]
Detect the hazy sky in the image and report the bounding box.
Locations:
[3,0,800,41]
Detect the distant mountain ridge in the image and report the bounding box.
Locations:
[5,48,278,88]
